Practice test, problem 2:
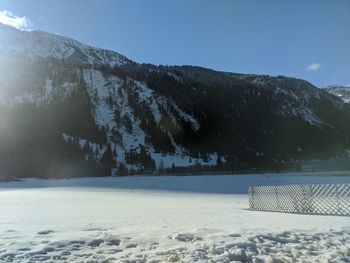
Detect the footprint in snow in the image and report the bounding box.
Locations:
[88,239,104,247]
[228,233,242,238]
[18,248,31,251]
[170,233,202,242]
[125,243,138,248]
[37,230,54,235]
[107,239,121,246]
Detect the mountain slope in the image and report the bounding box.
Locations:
[1,23,350,178]
[323,85,350,104]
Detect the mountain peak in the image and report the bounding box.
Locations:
[0,23,130,66]
[323,84,350,104]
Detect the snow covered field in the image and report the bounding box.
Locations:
[0,172,350,262]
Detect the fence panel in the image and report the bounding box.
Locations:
[248,184,350,216]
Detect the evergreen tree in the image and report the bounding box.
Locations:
[158,159,165,174]
[94,147,99,158]
[101,144,114,167]
[217,153,222,167]
[117,163,128,176]
[82,141,90,154]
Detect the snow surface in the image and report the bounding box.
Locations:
[0,172,350,262]
[0,23,128,66]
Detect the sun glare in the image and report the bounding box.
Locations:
[0,10,30,30]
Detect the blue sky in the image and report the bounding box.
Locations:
[0,0,349,87]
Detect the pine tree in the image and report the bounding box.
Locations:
[151,158,156,170]
[94,147,99,158]
[117,163,128,176]
[158,159,165,174]
[101,144,114,167]
[216,153,222,167]
[82,141,90,154]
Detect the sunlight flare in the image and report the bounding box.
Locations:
[0,10,31,30]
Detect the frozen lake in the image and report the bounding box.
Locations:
[0,172,349,262]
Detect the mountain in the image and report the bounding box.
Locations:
[323,85,350,104]
[0,23,129,66]
[1,23,350,178]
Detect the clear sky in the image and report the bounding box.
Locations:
[0,0,349,87]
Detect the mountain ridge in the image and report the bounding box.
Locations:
[323,85,350,104]
[0,23,130,66]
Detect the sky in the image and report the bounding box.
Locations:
[0,0,349,87]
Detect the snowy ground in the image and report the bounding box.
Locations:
[0,172,350,262]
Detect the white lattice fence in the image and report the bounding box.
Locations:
[248,184,350,216]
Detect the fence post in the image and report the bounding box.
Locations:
[248,187,254,210]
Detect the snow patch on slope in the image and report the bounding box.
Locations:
[150,152,218,169]
[133,80,200,131]
[324,85,350,104]
[82,69,209,169]
[273,85,323,126]
[83,69,149,168]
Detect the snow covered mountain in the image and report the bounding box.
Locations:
[0,23,129,66]
[1,23,350,178]
[323,85,350,104]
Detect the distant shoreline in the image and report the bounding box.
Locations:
[1,169,350,183]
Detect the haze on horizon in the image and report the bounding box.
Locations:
[0,0,349,87]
